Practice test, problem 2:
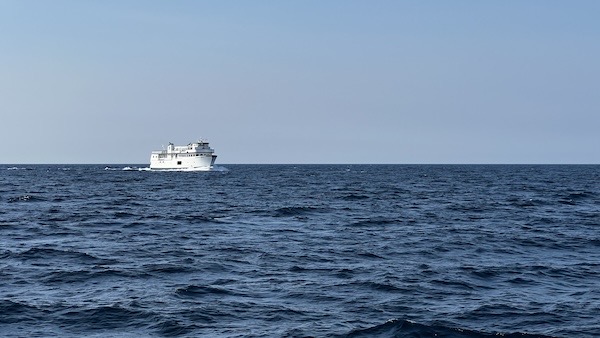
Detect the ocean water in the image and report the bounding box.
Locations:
[1,164,599,337]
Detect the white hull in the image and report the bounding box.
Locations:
[150,140,217,170]
[150,156,216,170]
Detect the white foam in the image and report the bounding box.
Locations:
[211,166,229,172]
[122,166,151,171]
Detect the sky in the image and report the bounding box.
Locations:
[1,1,599,164]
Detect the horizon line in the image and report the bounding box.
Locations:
[2,163,599,166]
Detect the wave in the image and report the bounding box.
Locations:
[341,193,370,201]
[7,195,46,203]
[104,166,151,171]
[349,217,404,227]
[171,213,224,223]
[58,305,153,331]
[150,319,197,336]
[0,300,45,324]
[143,263,196,274]
[14,247,115,264]
[41,268,133,284]
[555,190,596,205]
[174,284,238,298]
[340,319,554,338]
[271,206,330,217]
[348,281,408,293]
[0,300,193,336]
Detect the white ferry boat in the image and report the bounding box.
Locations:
[150,139,217,170]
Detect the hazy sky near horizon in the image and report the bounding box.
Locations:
[1,1,599,164]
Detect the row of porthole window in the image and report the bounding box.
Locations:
[154,153,208,158]
[173,154,207,157]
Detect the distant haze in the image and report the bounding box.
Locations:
[1,1,599,164]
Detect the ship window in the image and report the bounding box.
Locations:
[177,161,182,165]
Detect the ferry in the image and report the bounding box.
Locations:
[150,140,217,170]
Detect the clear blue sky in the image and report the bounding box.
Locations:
[1,1,598,164]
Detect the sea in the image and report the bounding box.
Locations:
[1,164,598,337]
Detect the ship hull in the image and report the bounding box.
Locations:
[150,154,216,171]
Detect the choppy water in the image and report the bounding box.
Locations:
[1,164,599,337]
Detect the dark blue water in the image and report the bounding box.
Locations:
[1,164,599,337]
